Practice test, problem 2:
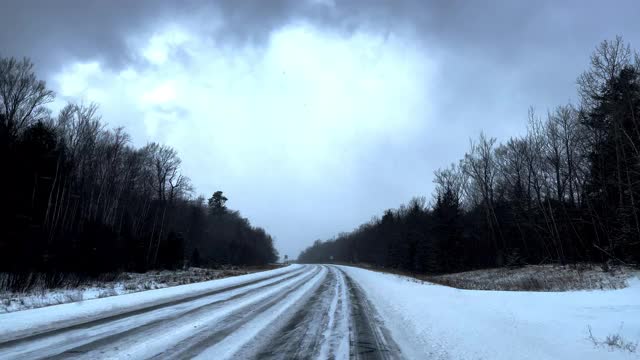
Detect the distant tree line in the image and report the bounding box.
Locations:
[299,37,640,272]
[0,56,278,276]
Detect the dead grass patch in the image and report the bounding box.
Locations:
[340,263,635,291]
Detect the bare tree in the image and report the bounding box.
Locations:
[0,57,54,135]
[142,143,183,202]
[462,133,504,252]
[578,36,637,108]
[433,163,465,205]
[545,110,566,202]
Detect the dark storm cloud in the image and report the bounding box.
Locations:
[1,1,156,72]
[0,0,313,74]
[4,0,640,78]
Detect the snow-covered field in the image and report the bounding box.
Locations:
[341,265,640,360]
[0,267,272,313]
[425,264,633,291]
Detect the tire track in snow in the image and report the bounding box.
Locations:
[40,266,311,360]
[0,265,303,345]
[149,266,326,359]
[61,265,323,360]
[229,266,399,360]
[313,265,351,360]
[249,267,335,359]
[340,268,401,360]
[0,266,311,360]
[191,266,329,359]
[238,265,347,360]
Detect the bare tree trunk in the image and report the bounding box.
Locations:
[146,211,158,267]
[44,157,61,232]
[153,205,168,266]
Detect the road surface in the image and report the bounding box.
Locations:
[0,265,402,359]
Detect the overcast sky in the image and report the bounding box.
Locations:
[3,0,640,258]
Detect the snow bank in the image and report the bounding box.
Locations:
[341,265,640,360]
[0,267,269,313]
[0,265,299,343]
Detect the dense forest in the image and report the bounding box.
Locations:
[0,56,279,279]
[300,37,640,273]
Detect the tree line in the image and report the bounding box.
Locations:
[0,56,278,277]
[299,37,640,273]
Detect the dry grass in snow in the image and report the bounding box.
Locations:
[425,264,635,291]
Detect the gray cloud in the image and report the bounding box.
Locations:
[5,1,640,80]
[1,1,157,72]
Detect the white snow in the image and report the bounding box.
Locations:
[340,265,640,360]
[0,267,267,313]
[0,264,299,343]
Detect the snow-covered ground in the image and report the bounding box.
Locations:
[0,267,272,313]
[341,265,640,360]
[2,264,638,359]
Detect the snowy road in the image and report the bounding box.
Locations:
[0,265,401,360]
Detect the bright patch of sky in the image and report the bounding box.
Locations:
[52,22,435,257]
